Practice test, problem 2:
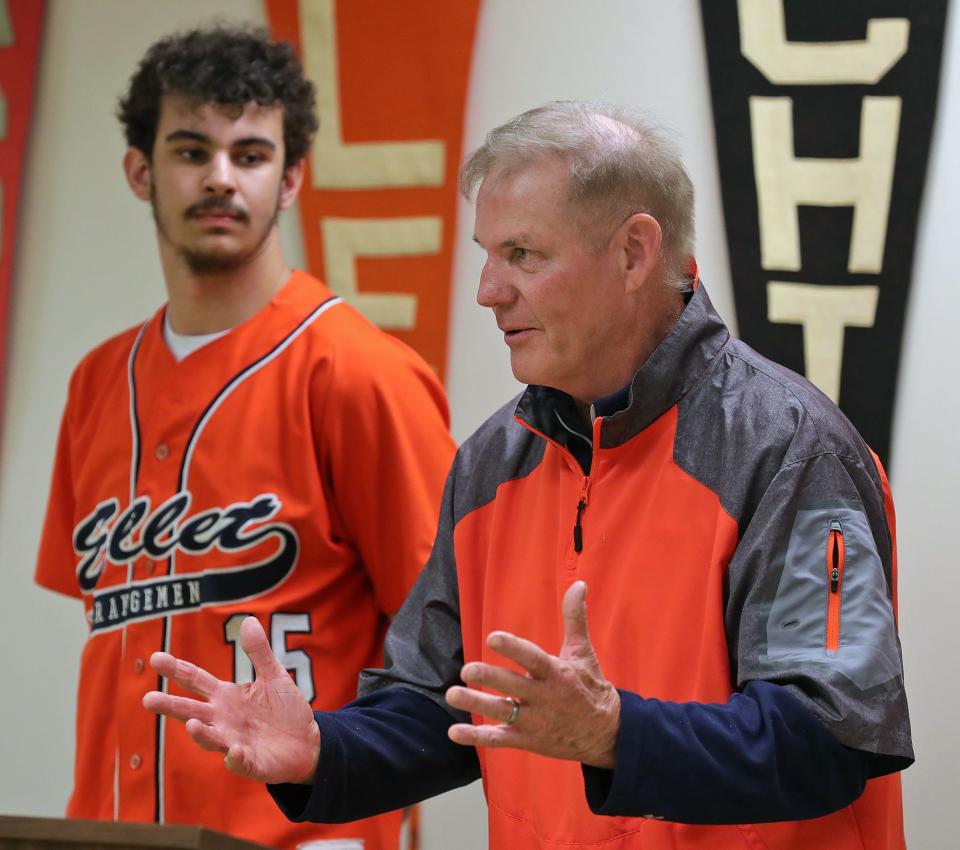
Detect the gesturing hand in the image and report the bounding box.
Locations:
[445,580,621,769]
[142,616,321,785]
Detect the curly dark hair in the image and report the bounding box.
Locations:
[117,24,318,168]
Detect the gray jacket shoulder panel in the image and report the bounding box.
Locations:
[674,336,885,533]
[451,392,547,525]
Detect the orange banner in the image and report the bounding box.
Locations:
[266,0,481,380]
[0,0,44,446]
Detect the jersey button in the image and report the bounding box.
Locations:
[134,658,145,673]
[130,753,142,770]
[155,443,170,460]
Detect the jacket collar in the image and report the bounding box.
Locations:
[515,282,730,450]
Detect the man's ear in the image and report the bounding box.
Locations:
[620,213,662,292]
[278,159,305,210]
[123,148,152,202]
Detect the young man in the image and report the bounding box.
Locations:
[144,102,913,850]
[35,26,455,850]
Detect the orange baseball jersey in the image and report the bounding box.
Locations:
[35,270,455,850]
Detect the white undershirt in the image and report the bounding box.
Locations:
[163,313,232,362]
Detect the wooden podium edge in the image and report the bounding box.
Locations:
[0,815,271,849]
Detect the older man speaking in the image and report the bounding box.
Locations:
[144,102,912,850]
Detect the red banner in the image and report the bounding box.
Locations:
[266,0,481,380]
[0,0,44,440]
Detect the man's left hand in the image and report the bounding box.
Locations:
[445,580,621,769]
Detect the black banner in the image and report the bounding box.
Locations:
[699,0,949,464]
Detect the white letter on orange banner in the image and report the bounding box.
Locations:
[750,96,900,274]
[321,217,442,329]
[739,0,908,85]
[299,0,445,189]
[767,282,879,403]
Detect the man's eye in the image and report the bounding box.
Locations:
[237,152,265,166]
[513,247,530,261]
[178,148,206,162]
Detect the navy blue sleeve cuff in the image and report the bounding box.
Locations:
[582,681,878,824]
[269,686,481,824]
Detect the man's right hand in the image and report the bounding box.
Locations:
[143,616,321,785]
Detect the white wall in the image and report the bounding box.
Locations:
[887,1,960,843]
[0,2,955,848]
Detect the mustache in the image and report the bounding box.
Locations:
[184,196,250,223]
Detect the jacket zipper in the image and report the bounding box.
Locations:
[513,415,597,555]
[573,477,591,553]
[826,520,845,653]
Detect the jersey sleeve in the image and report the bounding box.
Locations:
[35,387,82,598]
[318,333,455,616]
[727,450,912,767]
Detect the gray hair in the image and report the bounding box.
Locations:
[460,101,695,289]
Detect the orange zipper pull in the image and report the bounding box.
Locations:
[829,521,844,593]
[826,521,845,653]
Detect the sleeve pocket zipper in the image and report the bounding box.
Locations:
[826,520,845,654]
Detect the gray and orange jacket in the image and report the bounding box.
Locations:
[273,283,913,849]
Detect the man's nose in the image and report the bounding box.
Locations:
[203,153,237,195]
[477,261,516,308]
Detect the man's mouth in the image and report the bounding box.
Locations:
[502,327,537,343]
[196,213,240,225]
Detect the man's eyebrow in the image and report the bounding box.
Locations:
[471,235,525,247]
[233,136,277,150]
[163,130,210,145]
[162,130,276,151]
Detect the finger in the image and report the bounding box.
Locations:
[460,661,532,700]
[142,691,215,725]
[239,616,289,682]
[561,580,592,652]
[185,718,229,753]
[485,631,553,679]
[149,652,221,699]
[224,743,254,779]
[448,721,523,750]
[148,651,178,679]
[445,686,520,724]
